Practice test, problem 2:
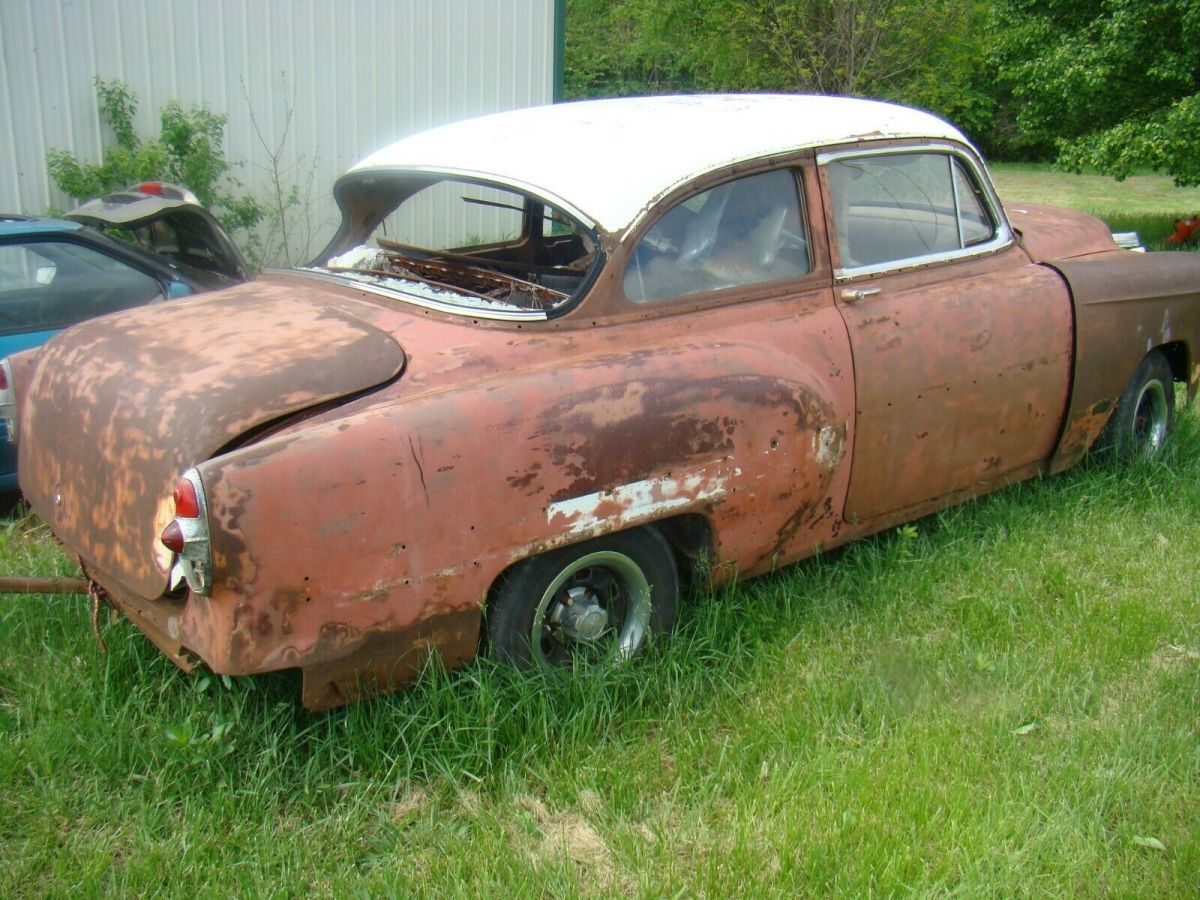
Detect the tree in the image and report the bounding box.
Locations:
[702,0,966,96]
[564,0,698,97]
[994,0,1200,184]
[563,0,1001,149]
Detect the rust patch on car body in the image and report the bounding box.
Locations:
[12,120,1200,711]
[1045,250,1200,471]
[300,607,480,710]
[837,245,1075,521]
[19,283,405,599]
[1007,203,1121,262]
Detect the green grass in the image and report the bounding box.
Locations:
[991,162,1200,247]
[2,169,1200,894]
[2,420,1198,895]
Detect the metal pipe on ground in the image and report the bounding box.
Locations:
[0,577,88,594]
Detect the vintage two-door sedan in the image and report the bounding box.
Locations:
[5,96,1198,709]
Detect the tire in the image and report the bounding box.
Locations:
[1100,350,1175,460]
[486,526,679,670]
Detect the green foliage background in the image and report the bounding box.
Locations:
[565,0,1200,184]
[994,0,1200,185]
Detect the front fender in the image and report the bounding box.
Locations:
[1045,250,1200,471]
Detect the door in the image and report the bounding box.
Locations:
[821,147,1073,522]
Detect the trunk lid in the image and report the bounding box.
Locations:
[67,184,252,287]
[19,281,406,599]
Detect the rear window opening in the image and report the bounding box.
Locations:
[310,176,599,316]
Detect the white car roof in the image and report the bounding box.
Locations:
[346,94,971,234]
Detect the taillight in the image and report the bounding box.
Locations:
[160,520,185,553]
[134,181,198,203]
[173,477,200,518]
[159,468,212,595]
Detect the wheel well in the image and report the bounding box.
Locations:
[1157,341,1190,385]
[649,513,714,587]
[478,516,708,653]
[483,514,715,615]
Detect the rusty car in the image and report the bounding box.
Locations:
[4,95,1198,709]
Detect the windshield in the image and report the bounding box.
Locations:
[309,176,598,317]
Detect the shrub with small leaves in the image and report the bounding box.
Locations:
[47,78,263,243]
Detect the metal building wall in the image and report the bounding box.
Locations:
[0,0,559,258]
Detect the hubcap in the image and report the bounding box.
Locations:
[1131,379,1168,455]
[551,586,609,641]
[531,550,652,668]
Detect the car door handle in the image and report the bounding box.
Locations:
[840,287,881,303]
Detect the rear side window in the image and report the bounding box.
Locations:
[624,168,810,302]
[0,241,163,336]
[376,181,527,252]
[826,152,997,270]
[316,175,598,317]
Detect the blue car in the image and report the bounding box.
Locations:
[0,185,249,490]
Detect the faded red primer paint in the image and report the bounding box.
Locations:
[14,160,1200,711]
[1046,250,1200,472]
[19,285,405,600]
[1007,204,1120,262]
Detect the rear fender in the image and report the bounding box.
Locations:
[191,326,854,677]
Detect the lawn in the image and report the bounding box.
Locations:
[1,170,1198,896]
[991,163,1200,246]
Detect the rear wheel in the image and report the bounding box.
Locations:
[487,526,679,670]
[1101,350,1175,460]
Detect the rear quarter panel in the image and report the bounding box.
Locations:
[190,291,856,684]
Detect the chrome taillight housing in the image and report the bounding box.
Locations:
[160,467,212,595]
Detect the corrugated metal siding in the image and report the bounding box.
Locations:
[0,0,557,260]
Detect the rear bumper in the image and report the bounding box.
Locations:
[83,559,199,673]
[87,559,482,710]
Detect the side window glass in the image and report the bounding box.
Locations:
[826,152,997,269]
[0,245,56,289]
[0,241,163,336]
[952,158,994,246]
[624,168,810,303]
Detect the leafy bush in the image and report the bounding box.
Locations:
[46,79,263,241]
